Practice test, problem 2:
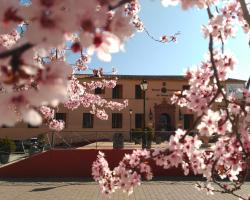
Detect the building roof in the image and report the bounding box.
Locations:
[74,74,246,83]
[75,74,186,80]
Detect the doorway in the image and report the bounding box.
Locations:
[158,113,173,131]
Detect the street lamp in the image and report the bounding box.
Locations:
[129,109,133,142]
[149,108,153,121]
[140,80,148,149]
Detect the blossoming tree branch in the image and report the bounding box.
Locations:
[92,0,250,199]
[0,0,139,130]
[0,0,249,199]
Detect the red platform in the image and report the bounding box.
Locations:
[0,149,185,178]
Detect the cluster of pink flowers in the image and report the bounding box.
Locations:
[48,119,65,132]
[15,0,139,51]
[0,0,23,35]
[86,79,117,91]
[39,105,64,131]
[93,121,249,197]
[0,0,138,128]
[0,0,249,199]
[197,109,232,136]
[161,0,219,10]
[92,150,152,195]
[202,0,249,42]
[40,105,55,120]
[74,54,90,72]
[92,1,250,199]
[0,60,71,127]
[171,49,237,116]
[0,30,20,49]
[64,76,128,120]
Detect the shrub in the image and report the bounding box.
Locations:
[132,127,154,141]
[0,138,16,154]
[131,128,143,140]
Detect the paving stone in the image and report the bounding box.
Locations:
[0,179,249,200]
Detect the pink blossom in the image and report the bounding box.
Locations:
[0,91,42,126]
[87,32,121,62]
[109,8,135,42]
[0,30,20,49]
[40,105,54,120]
[0,0,22,34]
[49,119,65,131]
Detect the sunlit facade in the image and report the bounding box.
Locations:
[0,75,245,144]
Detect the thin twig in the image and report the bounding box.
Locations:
[144,27,180,43]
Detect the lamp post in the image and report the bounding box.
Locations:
[129,109,133,142]
[140,80,148,149]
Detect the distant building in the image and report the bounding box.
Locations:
[0,75,246,144]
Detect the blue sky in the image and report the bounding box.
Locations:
[87,1,249,81]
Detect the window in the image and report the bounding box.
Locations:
[182,85,190,91]
[184,114,194,130]
[82,113,94,128]
[112,113,122,128]
[95,87,105,94]
[55,113,67,127]
[135,113,144,128]
[135,85,143,99]
[112,84,123,99]
[161,87,167,93]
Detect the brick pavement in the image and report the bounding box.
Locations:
[0,179,249,200]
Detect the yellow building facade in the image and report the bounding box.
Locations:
[0,75,245,144]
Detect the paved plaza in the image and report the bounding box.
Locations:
[0,178,249,200]
[78,141,169,149]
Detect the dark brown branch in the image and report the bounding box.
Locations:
[208,33,233,122]
[239,0,250,27]
[0,43,33,59]
[246,76,250,89]
[209,29,248,156]
[108,0,132,10]
[206,7,249,199]
[207,6,213,19]
[219,31,224,53]
[0,43,33,74]
[207,7,234,125]
[211,159,247,200]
